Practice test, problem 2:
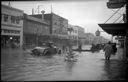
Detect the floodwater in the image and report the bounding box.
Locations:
[1,45,128,81]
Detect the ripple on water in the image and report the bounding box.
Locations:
[1,46,128,81]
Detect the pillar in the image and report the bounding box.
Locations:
[111,35,113,43]
[123,36,126,60]
[124,1,128,60]
[20,20,23,48]
[126,0,128,60]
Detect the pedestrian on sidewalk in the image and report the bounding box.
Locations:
[111,43,117,55]
[103,41,113,60]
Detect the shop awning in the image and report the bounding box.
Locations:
[98,23,127,36]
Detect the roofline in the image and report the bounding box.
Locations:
[24,14,49,25]
[52,13,68,21]
[2,4,24,12]
[32,13,68,21]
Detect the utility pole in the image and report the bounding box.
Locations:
[38,5,39,14]
[51,4,53,14]
[111,35,114,43]
[37,5,44,14]
[50,4,53,42]
[8,1,11,7]
[36,28,39,46]
[32,8,34,15]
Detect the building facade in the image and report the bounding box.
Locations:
[23,13,50,48]
[1,4,24,48]
[30,13,68,39]
[75,26,85,39]
[99,0,128,60]
[30,12,69,47]
[68,24,78,40]
[51,13,68,39]
[75,26,85,45]
[44,13,69,47]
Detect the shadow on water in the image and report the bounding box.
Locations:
[103,59,128,80]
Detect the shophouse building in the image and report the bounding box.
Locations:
[1,4,24,48]
[68,24,78,44]
[30,13,68,37]
[23,13,50,48]
[30,12,68,46]
[75,25,85,45]
[98,0,127,60]
[75,26,85,38]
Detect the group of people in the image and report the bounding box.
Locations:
[1,39,19,48]
[61,43,76,58]
[103,41,117,60]
[62,41,118,60]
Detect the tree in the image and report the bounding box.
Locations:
[67,27,74,34]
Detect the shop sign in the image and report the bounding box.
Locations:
[107,0,126,9]
[95,30,100,36]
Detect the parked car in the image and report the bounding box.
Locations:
[31,42,61,56]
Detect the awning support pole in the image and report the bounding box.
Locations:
[111,35,113,42]
[123,2,127,60]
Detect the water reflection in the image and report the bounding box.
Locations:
[1,47,128,81]
[103,60,128,80]
[65,61,76,75]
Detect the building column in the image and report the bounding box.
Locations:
[111,35,113,43]
[124,2,128,60]
[20,20,23,48]
[126,33,128,60]
[123,36,126,60]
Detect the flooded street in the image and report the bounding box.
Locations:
[1,0,128,81]
[1,45,128,81]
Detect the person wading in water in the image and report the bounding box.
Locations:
[103,41,113,60]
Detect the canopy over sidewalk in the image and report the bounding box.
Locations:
[98,23,127,36]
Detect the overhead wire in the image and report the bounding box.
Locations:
[104,8,122,24]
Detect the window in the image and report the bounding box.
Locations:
[54,22,57,25]
[4,29,7,33]
[16,31,19,34]
[75,30,77,33]
[16,18,20,24]
[1,14,3,21]
[13,30,15,33]
[17,31,20,34]
[4,14,8,22]
[7,30,10,33]
[11,16,16,24]
[14,31,16,33]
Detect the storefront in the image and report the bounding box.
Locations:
[1,35,20,48]
[98,23,128,60]
[1,4,24,48]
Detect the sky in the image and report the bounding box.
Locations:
[1,0,125,40]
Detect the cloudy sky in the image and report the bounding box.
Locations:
[2,0,125,40]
